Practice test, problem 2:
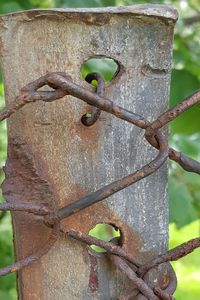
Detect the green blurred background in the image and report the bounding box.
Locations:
[0,0,199,299]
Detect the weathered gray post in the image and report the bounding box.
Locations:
[0,5,177,299]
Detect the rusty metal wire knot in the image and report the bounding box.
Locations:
[0,72,200,299]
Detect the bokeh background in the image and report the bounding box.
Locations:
[0,0,199,299]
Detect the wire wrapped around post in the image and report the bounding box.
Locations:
[0,71,199,299]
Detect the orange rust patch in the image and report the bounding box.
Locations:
[74,109,107,153]
[60,184,143,259]
[2,138,54,300]
[11,267,17,273]
[22,11,112,26]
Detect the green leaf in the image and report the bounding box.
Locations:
[170,133,200,159]
[99,0,117,6]
[0,1,23,14]
[60,0,103,8]
[169,175,198,228]
[169,221,200,300]
[0,213,16,300]
[59,0,116,8]
[81,58,119,85]
[0,0,33,14]
[170,69,200,134]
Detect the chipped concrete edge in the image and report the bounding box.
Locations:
[0,4,178,24]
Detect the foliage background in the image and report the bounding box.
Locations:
[0,0,199,299]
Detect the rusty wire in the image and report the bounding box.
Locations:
[0,222,59,277]
[81,72,104,126]
[0,71,200,299]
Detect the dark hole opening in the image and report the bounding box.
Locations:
[81,57,120,86]
[80,57,120,126]
[88,223,121,254]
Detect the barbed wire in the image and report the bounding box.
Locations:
[0,72,200,299]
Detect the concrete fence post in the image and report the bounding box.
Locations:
[0,5,177,299]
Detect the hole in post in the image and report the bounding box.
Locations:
[81,57,120,86]
[80,57,121,126]
[88,223,121,254]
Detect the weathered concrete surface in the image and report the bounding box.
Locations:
[0,5,177,300]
